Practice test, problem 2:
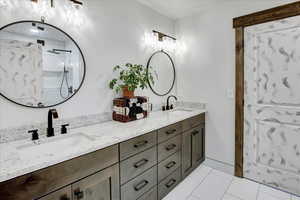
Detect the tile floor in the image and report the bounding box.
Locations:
[163,165,300,200]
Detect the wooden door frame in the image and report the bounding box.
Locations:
[233,1,300,177]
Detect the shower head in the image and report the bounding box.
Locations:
[47,49,72,55]
[47,50,60,55]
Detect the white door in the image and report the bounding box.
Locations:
[244,15,300,195]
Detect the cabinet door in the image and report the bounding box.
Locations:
[191,124,205,167]
[38,186,71,200]
[182,131,192,178]
[72,164,120,200]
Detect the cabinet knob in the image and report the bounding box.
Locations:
[192,130,200,136]
[74,189,84,199]
[60,195,70,200]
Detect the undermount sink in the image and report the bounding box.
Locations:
[16,133,95,158]
[170,108,193,115]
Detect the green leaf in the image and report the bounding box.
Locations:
[109,63,155,93]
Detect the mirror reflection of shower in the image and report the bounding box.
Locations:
[60,65,73,99]
[47,49,74,99]
[0,21,85,107]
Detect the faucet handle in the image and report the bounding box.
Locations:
[28,129,39,141]
[61,124,69,134]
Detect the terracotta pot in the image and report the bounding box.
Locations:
[122,86,135,98]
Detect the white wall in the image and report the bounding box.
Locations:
[175,1,297,168]
[0,0,176,129]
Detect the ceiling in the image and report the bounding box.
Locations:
[136,0,298,19]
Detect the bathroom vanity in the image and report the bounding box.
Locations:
[0,110,205,200]
[0,18,206,200]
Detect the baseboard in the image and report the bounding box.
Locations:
[203,157,234,175]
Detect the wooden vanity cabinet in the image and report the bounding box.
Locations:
[182,114,205,178]
[0,113,205,200]
[72,164,120,200]
[39,164,119,200]
[38,186,72,200]
[0,145,119,200]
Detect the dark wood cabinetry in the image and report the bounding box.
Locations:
[0,113,205,200]
[182,117,205,178]
[38,186,71,200]
[72,164,119,200]
[38,164,119,200]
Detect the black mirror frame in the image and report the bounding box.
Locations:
[0,20,86,109]
[146,50,176,97]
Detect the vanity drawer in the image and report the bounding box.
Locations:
[137,186,157,200]
[120,131,157,161]
[182,114,205,132]
[158,151,181,182]
[121,167,157,200]
[157,134,181,162]
[120,146,157,184]
[158,122,182,143]
[158,167,181,200]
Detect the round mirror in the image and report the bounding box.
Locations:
[0,21,86,108]
[147,50,176,96]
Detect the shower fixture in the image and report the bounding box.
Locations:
[47,49,72,54]
[32,22,45,33]
[31,0,83,7]
[47,50,60,54]
[53,49,72,53]
[69,0,83,5]
[60,66,72,99]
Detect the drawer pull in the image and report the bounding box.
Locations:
[165,161,176,169]
[166,129,177,135]
[165,178,177,188]
[165,144,176,151]
[134,140,148,148]
[134,180,149,191]
[134,158,149,168]
[74,189,84,199]
[192,130,200,136]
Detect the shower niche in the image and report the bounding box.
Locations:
[0,21,86,108]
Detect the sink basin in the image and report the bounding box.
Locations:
[16,133,95,158]
[170,109,193,115]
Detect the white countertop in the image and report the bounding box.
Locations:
[0,108,206,183]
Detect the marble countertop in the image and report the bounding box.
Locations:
[0,108,206,183]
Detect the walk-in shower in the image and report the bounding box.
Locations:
[47,48,73,99]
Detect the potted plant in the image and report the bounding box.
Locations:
[109,63,154,98]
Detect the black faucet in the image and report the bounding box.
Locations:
[166,95,177,110]
[47,109,59,137]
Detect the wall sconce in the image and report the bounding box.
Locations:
[153,30,176,42]
[152,30,177,52]
[31,0,83,8]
